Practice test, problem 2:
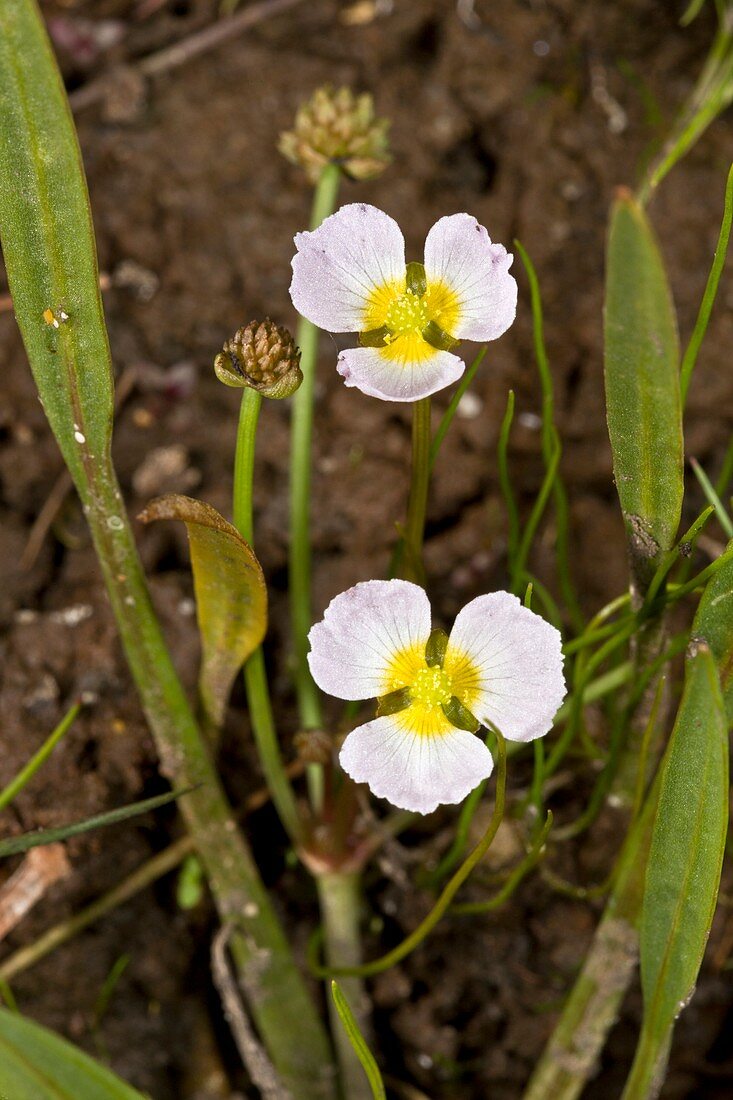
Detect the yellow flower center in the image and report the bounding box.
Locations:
[410,666,453,709]
[384,290,430,336]
[381,642,482,737]
[361,274,461,358]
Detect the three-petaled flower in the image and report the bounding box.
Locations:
[290,204,518,402]
[308,580,566,813]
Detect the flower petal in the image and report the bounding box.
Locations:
[337,342,464,402]
[423,214,517,342]
[444,592,565,743]
[290,203,406,332]
[308,579,431,701]
[340,712,494,813]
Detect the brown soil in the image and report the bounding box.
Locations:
[1,0,733,1096]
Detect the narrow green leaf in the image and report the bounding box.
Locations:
[625,646,729,1097]
[0,699,81,813]
[693,537,733,718]
[604,192,683,594]
[0,0,114,491]
[0,788,189,859]
[680,164,733,403]
[139,494,267,727]
[0,1008,148,1099]
[330,982,386,1100]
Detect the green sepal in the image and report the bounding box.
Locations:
[405,261,427,296]
[422,320,458,352]
[359,325,390,348]
[424,627,449,668]
[442,696,481,733]
[376,687,412,717]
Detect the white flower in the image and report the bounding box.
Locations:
[290,204,517,403]
[308,580,566,814]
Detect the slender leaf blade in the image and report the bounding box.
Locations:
[604,192,683,593]
[0,0,114,485]
[0,788,189,859]
[0,1008,148,1099]
[631,646,728,1095]
[139,494,267,727]
[693,537,733,718]
[330,981,386,1100]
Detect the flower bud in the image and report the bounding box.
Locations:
[214,319,302,399]
[278,85,391,183]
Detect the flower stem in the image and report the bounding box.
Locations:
[233,387,304,846]
[400,396,432,583]
[316,872,374,1100]
[289,161,342,806]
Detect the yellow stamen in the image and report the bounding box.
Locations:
[383,643,481,737]
[362,275,461,363]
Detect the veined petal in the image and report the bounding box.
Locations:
[423,214,517,342]
[340,712,494,813]
[337,342,464,402]
[444,592,565,743]
[308,579,431,701]
[290,203,406,332]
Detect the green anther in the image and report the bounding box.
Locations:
[421,319,458,352]
[442,696,481,733]
[425,627,449,668]
[359,325,391,348]
[405,261,427,296]
[376,686,413,717]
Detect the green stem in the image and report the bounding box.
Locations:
[400,397,432,583]
[317,873,373,1100]
[310,734,506,979]
[88,461,336,1098]
[289,161,342,807]
[680,163,733,405]
[522,781,658,1100]
[0,699,81,813]
[428,347,486,471]
[233,388,304,845]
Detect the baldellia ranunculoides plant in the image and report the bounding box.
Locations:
[2,6,733,1100]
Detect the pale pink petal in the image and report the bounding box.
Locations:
[340,712,494,814]
[444,592,565,742]
[308,580,431,701]
[423,214,517,342]
[337,343,464,402]
[290,203,406,332]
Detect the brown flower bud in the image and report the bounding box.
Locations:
[278,85,391,184]
[214,319,302,399]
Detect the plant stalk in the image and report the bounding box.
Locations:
[400,397,432,583]
[87,459,336,1098]
[316,873,374,1100]
[522,783,657,1100]
[289,162,342,787]
[234,387,304,846]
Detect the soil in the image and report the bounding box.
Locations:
[1,0,733,1097]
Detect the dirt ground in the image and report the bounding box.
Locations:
[1,0,733,1096]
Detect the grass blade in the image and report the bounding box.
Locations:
[0,700,82,813]
[0,788,190,859]
[330,982,386,1100]
[604,191,683,596]
[623,645,728,1098]
[0,1008,146,1099]
[680,163,733,404]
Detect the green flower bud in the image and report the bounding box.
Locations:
[278,85,391,184]
[214,319,302,399]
